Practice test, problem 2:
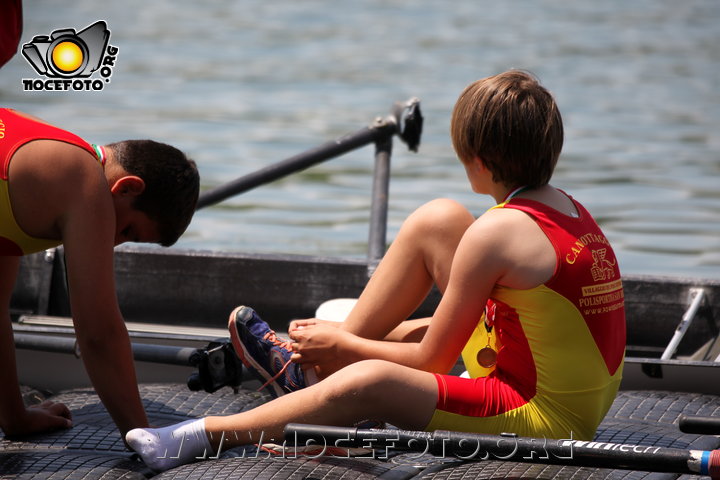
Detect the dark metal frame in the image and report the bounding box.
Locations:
[195,97,422,264]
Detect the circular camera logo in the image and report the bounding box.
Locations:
[52,41,86,75]
[21,20,119,91]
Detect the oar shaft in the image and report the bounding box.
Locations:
[284,424,720,478]
[196,121,397,210]
[680,415,720,435]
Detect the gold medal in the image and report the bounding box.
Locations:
[477,301,499,368]
[477,345,497,368]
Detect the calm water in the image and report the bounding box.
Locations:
[2,0,719,279]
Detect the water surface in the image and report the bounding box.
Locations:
[2,0,718,279]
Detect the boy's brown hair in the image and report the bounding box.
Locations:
[108,140,199,246]
[450,70,563,188]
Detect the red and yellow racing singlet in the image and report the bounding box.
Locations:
[428,194,625,441]
[0,108,100,255]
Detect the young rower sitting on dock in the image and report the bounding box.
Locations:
[0,108,199,438]
[126,70,626,472]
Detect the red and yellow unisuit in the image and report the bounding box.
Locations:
[427,194,625,441]
[0,108,104,256]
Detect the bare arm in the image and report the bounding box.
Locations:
[60,163,148,436]
[0,256,26,428]
[289,207,555,376]
[290,215,506,375]
[0,256,72,435]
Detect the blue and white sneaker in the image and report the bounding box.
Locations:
[228,305,306,398]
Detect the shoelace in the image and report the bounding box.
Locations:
[263,330,293,350]
[256,331,295,393]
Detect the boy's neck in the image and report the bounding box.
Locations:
[501,185,530,203]
[101,146,127,186]
[491,184,520,204]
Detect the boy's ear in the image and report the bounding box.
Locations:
[110,176,146,196]
[471,156,486,172]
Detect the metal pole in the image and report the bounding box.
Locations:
[367,135,392,265]
[661,288,705,360]
[195,97,422,210]
[196,122,397,210]
[13,333,197,366]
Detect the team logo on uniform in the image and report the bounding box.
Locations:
[21,21,119,92]
[590,248,617,282]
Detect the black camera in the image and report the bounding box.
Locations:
[22,21,109,78]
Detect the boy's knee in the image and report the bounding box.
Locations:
[402,199,474,244]
[318,360,392,403]
[412,199,473,228]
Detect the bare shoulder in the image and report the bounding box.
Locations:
[465,206,556,289]
[9,140,108,239]
[13,139,106,196]
[467,206,539,242]
[452,208,534,273]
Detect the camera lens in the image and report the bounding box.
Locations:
[50,40,84,74]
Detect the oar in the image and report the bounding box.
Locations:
[195,98,422,210]
[284,424,720,478]
[679,415,720,435]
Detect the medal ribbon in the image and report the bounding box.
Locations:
[500,185,530,204]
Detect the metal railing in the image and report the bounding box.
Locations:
[195,98,423,264]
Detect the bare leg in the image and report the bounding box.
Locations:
[127,361,438,471]
[341,199,474,340]
[204,359,438,450]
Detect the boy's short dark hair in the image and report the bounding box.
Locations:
[108,140,199,246]
[451,70,564,188]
